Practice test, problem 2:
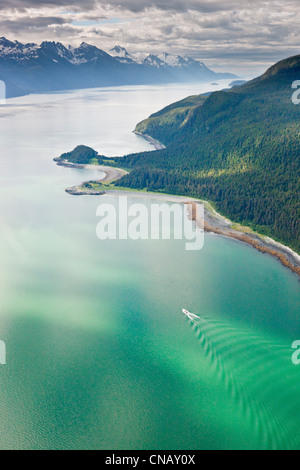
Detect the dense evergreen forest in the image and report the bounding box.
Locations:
[55,145,102,165]
[111,55,300,252]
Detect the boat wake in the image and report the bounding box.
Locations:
[182,308,300,450]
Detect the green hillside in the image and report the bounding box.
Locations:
[115,55,300,252]
[55,145,102,165]
[135,94,207,143]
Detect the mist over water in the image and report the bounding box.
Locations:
[0,83,299,450]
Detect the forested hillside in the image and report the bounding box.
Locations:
[114,55,300,252]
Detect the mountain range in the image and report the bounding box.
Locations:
[0,37,236,98]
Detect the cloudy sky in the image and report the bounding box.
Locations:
[0,0,299,75]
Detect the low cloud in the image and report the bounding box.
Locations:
[2,16,70,31]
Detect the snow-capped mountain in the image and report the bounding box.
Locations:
[156,52,208,69]
[110,45,134,62]
[0,38,236,98]
[0,37,112,65]
[0,37,39,61]
[110,46,213,72]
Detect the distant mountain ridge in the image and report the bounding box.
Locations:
[110,45,212,71]
[0,37,236,98]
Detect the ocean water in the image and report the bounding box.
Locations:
[0,83,299,450]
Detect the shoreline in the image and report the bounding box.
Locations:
[110,190,300,276]
[60,163,300,279]
[55,161,128,194]
[134,131,166,150]
[109,190,300,278]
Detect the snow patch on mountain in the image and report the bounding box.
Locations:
[109,45,212,72]
[0,38,219,75]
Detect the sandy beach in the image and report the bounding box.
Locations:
[86,165,128,182]
[56,161,128,194]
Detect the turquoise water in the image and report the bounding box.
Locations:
[0,84,299,450]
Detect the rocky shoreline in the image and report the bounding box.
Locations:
[66,186,106,196]
[187,201,300,278]
[134,131,166,150]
